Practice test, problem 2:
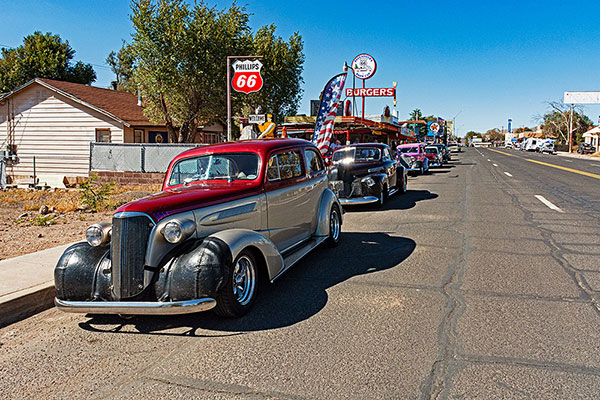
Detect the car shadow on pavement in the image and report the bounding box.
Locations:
[344,189,438,212]
[79,232,416,336]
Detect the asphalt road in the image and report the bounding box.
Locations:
[1,148,599,399]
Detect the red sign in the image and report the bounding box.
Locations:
[345,88,395,97]
[231,60,264,94]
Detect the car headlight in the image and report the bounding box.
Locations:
[161,219,196,244]
[362,177,375,187]
[86,223,111,247]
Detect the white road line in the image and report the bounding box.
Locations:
[493,163,498,167]
[487,159,491,161]
[504,172,513,177]
[564,160,573,163]
[591,163,600,167]
[535,195,563,212]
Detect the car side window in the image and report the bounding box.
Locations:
[304,149,324,175]
[383,148,391,160]
[267,150,303,181]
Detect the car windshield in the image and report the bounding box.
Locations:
[168,153,260,186]
[425,147,438,154]
[398,146,419,154]
[332,147,381,163]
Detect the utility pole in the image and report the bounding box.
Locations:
[568,104,574,153]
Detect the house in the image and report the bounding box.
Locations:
[0,78,224,187]
[582,126,600,149]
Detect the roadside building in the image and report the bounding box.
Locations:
[582,126,600,148]
[0,78,224,187]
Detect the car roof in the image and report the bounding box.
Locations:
[171,138,315,162]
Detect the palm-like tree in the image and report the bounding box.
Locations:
[410,108,423,121]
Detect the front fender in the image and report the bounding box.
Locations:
[315,188,342,237]
[206,229,284,281]
[54,242,111,301]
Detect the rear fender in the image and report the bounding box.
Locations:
[315,188,342,237]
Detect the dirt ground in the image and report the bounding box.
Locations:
[0,207,113,260]
[0,186,158,260]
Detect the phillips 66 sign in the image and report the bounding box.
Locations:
[231,60,264,94]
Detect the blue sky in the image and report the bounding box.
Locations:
[2,0,600,134]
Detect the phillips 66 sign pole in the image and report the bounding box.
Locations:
[227,56,264,141]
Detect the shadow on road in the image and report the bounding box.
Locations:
[79,232,416,336]
[344,189,438,212]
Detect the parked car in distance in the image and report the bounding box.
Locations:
[329,143,406,207]
[447,142,461,153]
[538,140,555,154]
[424,146,443,167]
[54,139,342,318]
[429,143,450,163]
[577,142,597,154]
[397,143,429,175]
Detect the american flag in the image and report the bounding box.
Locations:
[312,72,347,155]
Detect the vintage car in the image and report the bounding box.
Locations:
[429,143,450,163]
[396,143,429,175]
[54,139,342,318]
[424,146,443,167]
[328,143,406,206]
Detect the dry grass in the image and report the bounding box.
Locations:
[591,151,600,158]
[0,183,161,212]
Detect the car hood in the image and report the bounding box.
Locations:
[330,161,384,182]
[116,182,263,222]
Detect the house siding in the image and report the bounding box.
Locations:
[0,84,124,185]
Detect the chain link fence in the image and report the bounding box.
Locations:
[90,143,203,173]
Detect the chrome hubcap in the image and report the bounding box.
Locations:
[330,209,340,241]
[232,255,255,306]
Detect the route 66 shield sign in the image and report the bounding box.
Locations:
[231,60,264,94]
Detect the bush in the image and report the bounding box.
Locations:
[79,174,115,211]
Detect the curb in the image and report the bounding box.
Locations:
[0,282,55,328]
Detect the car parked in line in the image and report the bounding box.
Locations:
[447,142,461,153]
[537,140,555,154]
[328,143,406,207]
[396,143,429,175]
[577,142,597,154]
[54,139,342,318]
[424,146,443,167]
[429,143,451,163]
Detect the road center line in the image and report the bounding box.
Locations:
[524,159,600,180]
[504,172,513,177]
[535,195,563,212]
[487,148,600,180]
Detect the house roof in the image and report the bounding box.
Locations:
[1,78,155,127]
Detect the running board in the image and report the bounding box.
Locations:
[271,236,328,282]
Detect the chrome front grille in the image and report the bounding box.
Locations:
[111,214,154,299]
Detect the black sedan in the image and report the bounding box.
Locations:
[328,143,407,207]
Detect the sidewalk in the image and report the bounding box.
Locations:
[555,151,600,160]
[0,244,71,327]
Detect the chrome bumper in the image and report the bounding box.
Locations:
[55,297,217,315]
[338,196,379,205]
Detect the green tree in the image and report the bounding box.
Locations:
[122,0,305,143]
[539,101,592,145]
[485,128,504,142]
[0,31,96,92]
[409,108,422,120]
[106,44,135,92]
[464,130,482,142]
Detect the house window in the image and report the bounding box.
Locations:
[134,129,144,143]
[96,129,111,143]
